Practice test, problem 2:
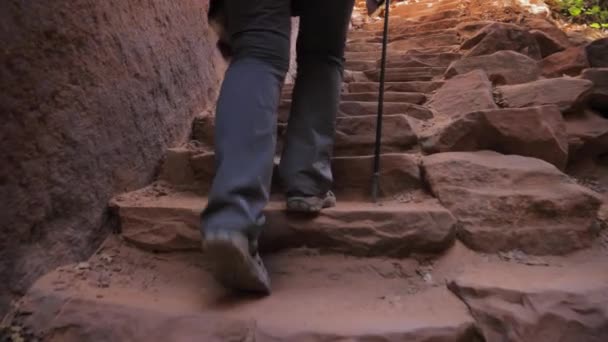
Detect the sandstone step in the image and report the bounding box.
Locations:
[345,59,377,71]
[389,32,461,51]
[449,260,608,341]
[281,88,427,104]
[387,52,461,68]
[422,151,603,255]
[334,114,418,155]
[111,189,456,255]
[363,9,464,31]
[340,91,427,104]
[348,81,445,94]
[159,150,424,198]
[339,101,434,119]
[345,45,458,61]
[390,18,474,36]
[345,51,407,61]
[345,42,382,53]
[341,53,460,72]
[361,9,462,32]
[16,237,479,341]
[347,32,460,52]
[279,100,434,121]
[364,67,446,82]
[192,111,424,150]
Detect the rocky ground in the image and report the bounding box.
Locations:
[2,0,608,341]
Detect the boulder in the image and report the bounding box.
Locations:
[581,68,608,111]
[445,51,541,85]
[496,78,593,113]
[586,37,608,67]
[523,18,571,48]
[530,29,567,57]
[460,22,542,60]
[566,109,608,160]
[421,106,568,169]
[449,262,608,342]
[422,151,602,255]
[541,46,589,77]
[429,70,497,117]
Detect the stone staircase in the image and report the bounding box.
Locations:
[6,0,608,341]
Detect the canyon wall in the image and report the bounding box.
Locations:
[0,0,225,314]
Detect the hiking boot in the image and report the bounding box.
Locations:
[203,230,271,295]
[286,191,336,213]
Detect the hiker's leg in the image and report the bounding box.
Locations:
[279,0,355,197]
[201,0,290,245]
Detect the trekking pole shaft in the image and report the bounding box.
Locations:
[372,0,390,202]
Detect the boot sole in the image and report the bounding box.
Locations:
[205,231,271,295]
[286,195,336,213]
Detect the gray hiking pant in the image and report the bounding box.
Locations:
[201,0,355,240]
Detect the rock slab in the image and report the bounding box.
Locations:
[496,77,593,113]
[422,151,602,255]
[449,262,608,342]
[430,70,497,117]
[421,106,569,169]
[445,51,541,85]
[113,191,458,257]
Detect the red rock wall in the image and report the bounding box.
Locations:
[0,0,224,314]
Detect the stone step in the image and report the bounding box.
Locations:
[111,190,456,255]
[348,17,477,41]
[422,151,603,255]
[391,17,476,36]
[345,59,378,71]
[340,91,427,104]
[346,32,460,52]
[334,114,419,156]
[364,67,446,82]
[362,9,464,31]
[345,53,460,72]
[389,32,461,51]
[449,260,608,341]
[345,42,382,53]
[348,81,445,94]
[282,90,427,104]
[159,150,424,198]
[339,101,434,119]
[350,27,462,45]
[192,111,423,151]
[345,45,459,61]
[16,237,481,341]
[279,100,434,121]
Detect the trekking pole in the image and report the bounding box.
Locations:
[371,0,390,203]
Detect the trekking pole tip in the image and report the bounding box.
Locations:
[371,172,380,203]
